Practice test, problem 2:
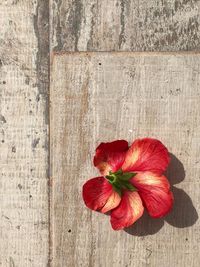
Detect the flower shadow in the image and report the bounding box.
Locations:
[125,153,198,236]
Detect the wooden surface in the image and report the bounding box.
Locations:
[51,0,200,51]
[1,0,200,266]
[51,52,200,267]
[0,1,49,266]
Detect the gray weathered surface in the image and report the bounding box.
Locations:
[0,1,49,266]
[51,0,200,51]
[51,52,200,267]
[2,0,200,266]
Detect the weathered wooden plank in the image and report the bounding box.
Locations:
[51,0,200,52]
[0,1,49,266]
[51,52,200,267]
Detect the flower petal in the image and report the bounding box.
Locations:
[131,172,174,218]
[122,138,170,174]
[132,171,170,190]
[82,177,121,213]
[110,191,144,230]
[94,140,129,175]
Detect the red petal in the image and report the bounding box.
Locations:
[94,140,129,175]
[131,172,174,218]
[82,177,121,213]
[110,191,144,230]
[122,138,170,174]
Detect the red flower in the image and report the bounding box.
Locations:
[82,138,174,230]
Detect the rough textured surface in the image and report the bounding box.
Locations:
[51,0,200,51]
[0,1,49,266]
[2,0,200,266]
[51,52,200,267]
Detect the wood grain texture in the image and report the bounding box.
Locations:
[0,1,49,266]
[51,52,200,267]
[51,0,200,52]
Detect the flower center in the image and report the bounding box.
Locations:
[106,169,137,195]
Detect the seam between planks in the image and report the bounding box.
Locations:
[52,50,200,57]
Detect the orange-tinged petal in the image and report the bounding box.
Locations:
[110,191,144,230]
[82,177,121,213]
[132,171,170,190]
[131,172,174,218]
[122,138,170,175]
[101,190,121,213]
[94,140,129,175]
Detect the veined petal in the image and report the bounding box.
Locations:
[131,172,174,218]
[122,138,170,174]
[82,177,121,213]
[94,140,129,175]
[132,171,170,190]
[110,191,144,230]
[101,190,121,213]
